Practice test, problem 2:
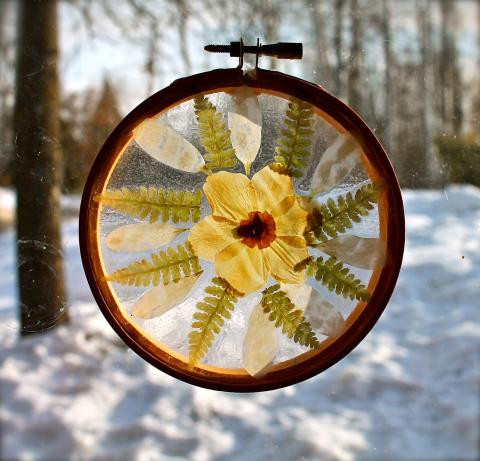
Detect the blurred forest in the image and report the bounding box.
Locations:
[0,0,479,333]
[0,0,479,191]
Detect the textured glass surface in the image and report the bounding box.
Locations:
[97,89,382,372]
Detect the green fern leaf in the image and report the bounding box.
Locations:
[95,186,202,223]
[188,277,241,367]
[194,96,237,171]
[106,242,202,287]
[308,256,371,301]
[271,98,314,178]
[310,182,384,242]
[261,285,320,348]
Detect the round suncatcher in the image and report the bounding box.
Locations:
[80,41,404,392]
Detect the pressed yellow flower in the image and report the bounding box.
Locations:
[188,166,309,294]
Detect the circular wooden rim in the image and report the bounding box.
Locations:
[79,67,405,392]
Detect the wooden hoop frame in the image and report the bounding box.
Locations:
[79,68,405,392]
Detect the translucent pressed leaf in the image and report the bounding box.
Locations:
[133,118,205,173]
[106,242,202,287]
[270,98,314,178]
[307,182,384,242]
[228,113,261,176]
[95,187,202,223]
[261,285,320,348]
[303,289,345,337]
[242,302,278,377]
[307,256,371,301]
[279,282,313,312]
[194,96,237,171]
[228,87,262,175]
[132,273,202,319]
[310,133,361,195]
[106,223,187,252]
[188,277,241,367]
[316,235,386,270]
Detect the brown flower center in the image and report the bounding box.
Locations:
[237,211,276,249]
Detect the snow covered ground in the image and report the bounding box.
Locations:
[1,186,479,461]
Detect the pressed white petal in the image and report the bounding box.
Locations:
[229,87,262,125]
[106,223,186,253]
[228,113,261,175]
[243,302,278,377]
[279,282,312,312]
[303,290,345,337]
[228,88,262,176]
[317,235,386,270]
[132,273,201,319]
[310,133,361,195]
[133,118,205,173]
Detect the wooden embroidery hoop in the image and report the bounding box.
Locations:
[80,45,405,392]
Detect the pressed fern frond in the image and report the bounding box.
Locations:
[261,285,320,348]
[309,182,384,242]
[194,96,237,171]
[106,242,202,287]
[307,256,370,301]
[95,186,202,223]
[270,98,314,178]
[188,277,241,367]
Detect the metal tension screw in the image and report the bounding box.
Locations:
[205,41,303,60]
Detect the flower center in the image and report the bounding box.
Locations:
[237,211,276,249]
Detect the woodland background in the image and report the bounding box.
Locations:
[0,1,479,460]
[1,0,480,193]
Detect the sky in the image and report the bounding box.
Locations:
[56,0,480,115]
[1,0,479,115]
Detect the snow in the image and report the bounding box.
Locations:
[1,186,479,461]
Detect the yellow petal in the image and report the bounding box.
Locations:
[243,302,278,377]
[251,166,294,212]
[266,236,308,285]
[106,223,186,252]
[215,241,270,294]
[133,118,205,173]
[279,282,312,312]
[317,236,386,270]
[271,196,308,237]
[203,171,257,222]
[132,273,201,319]
[304,289,345,336]
[310,133,361,195]
[188,216,238,262]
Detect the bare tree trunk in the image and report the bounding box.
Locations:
[381,0,394,153]
[177,0,191,75]
[451,51,463,134]
[0,1,12,180]
[333,0,346,97]
[14,0,67,335]
[261,0,280,70]
[416,0,433,186]
[439,0,449,129]
[347,0,363,112]
[145,17,159,96]
[439,0,463,134]
[311,0,332,88]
